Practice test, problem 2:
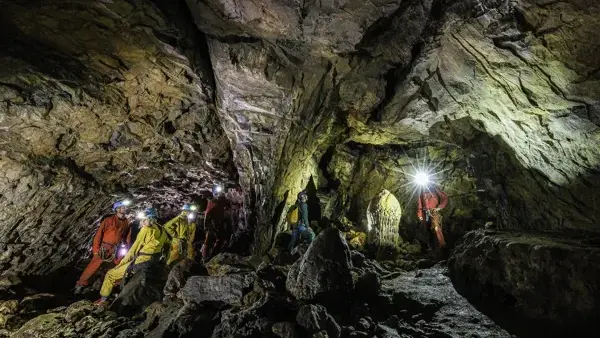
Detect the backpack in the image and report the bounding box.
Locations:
[286,205,299,225]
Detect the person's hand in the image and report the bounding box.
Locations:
[418,217,423,222]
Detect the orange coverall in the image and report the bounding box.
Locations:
[418,189,449,248]
[76,215,132,286]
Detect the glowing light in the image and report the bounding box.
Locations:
[187,213,195,220]
[190,205,197,211]
[414,171,430,186]
[123,200,131,206]
[118,245,127,257]
[136,211,146,219]
[214,185,223,193]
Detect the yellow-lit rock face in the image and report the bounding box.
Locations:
[2,0,600,276]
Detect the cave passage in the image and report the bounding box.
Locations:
[1,0,600,337]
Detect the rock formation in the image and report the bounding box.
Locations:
[367,189,403,258]
[1,0,600,336]
[449,229,600,337]
[286,228,353,301]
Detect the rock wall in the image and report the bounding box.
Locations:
[0,0,236,275]
[1,0,600,276]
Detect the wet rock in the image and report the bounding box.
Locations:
[163,259,194,298]
[18,293,58,314]
[381,265,512,337]
[286,228,353,301]
[0,300,18,315]
[178,274,245,306]
[257,264,288,292]
[205,253,255,276]
[111,266,167,316]
[10,313,63,338]
[65,300,95,323]
[344,230,367,251]
[296,304,341,338]
[272,321,297,338]
[449,229,600,337]
[0,276,21,293]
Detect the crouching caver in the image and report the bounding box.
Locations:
[287,191,315,253]
[95,207,168,305]
[75,200,132,294]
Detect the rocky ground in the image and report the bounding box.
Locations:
[0,228,516,338]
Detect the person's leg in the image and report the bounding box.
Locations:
[167,239,180,266]
[100,262,130,298]
[288,227,301,252]
[76,255,104,286]
[202,232,214,261]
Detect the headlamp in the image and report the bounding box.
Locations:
[215,185,223,193]
[136,211,146,219]
[123,200,131,206]
[190,205,197,211]
[187,213,195,220]
[414,171,430,186]
[118,244,128,257]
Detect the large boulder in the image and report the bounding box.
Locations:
[178,275,247,306]
[205,253,256,276]
[379,265,512,338]
[296,304,341,338]
[286,228,353,301]
[449,230,600,338]
[111,266,167,316]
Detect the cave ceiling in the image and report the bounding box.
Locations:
[1,0,600,274]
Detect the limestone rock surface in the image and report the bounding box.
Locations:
[286,228,353,301]
[449,229,600,337]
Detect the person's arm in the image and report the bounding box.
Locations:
[118,226,147,267]
[125,225,132,247]
[92,219,107,255]
[436,190,449,209]
[163,216,179,238]
[417,195,424,220]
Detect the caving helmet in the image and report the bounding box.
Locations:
[112,199,131,211]
[297,191,308,202]
[141,207,158,220]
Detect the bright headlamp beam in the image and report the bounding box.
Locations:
[187,213,195,220]
[136,211,146,219]
[414,172,430,186]
[190,205,197,211]
[215,185,223,193]
[123,200,131,206]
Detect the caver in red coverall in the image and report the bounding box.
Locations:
[76,214,132,287]
[202,195,230,261]
[417,187,449,250]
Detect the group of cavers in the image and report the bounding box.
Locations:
[285,184,450,255]
[74,186,233,306]
[75,183,449,306]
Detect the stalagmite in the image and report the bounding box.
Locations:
[366,189,402,259]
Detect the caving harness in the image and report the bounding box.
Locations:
[99,243,117,262]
